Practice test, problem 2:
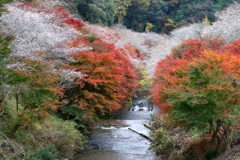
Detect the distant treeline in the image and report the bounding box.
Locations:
[64,0,239,34]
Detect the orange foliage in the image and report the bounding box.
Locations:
[224,39,240,55]
[11,2,139,117]
[5,58,64,136]
[152,37,239,116]
[171,36,225,60]
[67,50,137,115]
[63,18,84,30]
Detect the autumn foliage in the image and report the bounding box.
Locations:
[152,36,240,152]
[4,58,63,136]
[66,50,136,115]
[60,11,137,116]
[0,1,138,136]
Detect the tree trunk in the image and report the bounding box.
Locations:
[213,119,232,154]
[217,125,232,153]
[10,123,22,137]
[212,119,221,143]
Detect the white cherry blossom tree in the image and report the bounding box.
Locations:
[0,1,90,86]
[202,2,240,44]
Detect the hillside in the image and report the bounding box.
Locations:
[66,0,239,34]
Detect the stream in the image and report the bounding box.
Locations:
[74,98,161,160]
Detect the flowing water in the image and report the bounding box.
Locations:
[74,98,161,160]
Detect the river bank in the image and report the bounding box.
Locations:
[74,98,161,160]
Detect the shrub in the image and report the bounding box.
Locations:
[88,35,98,43]
[28,145,60,160]
[204,149,218,160]
[12,116,87,159]
[34,116,87,159]
[150,129,173,152]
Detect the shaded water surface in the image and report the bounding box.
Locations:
[74,99,160,160]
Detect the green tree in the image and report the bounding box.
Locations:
[77,0,115,26]
[168,51,240,152]
[3,59,62,137]
[114,0,151,23]
[0,36,12,86]
[152,49,240,153]
[170,0,235,26]
[147,0,170,33]
[114,0,133,23]
[0,36,12,123]
[123,0,176,33]
[0,0,13,115]
[187,1,216,23]
[121,0,237,33]
[0,0,12,15]
[64,0,237,34]
[123,0,149,32]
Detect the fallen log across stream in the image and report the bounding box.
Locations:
[128,128,152,142]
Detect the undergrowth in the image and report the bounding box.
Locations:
[150,115,218,160]
[0,115,87,159]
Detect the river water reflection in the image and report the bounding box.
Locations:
[74,99,161,160]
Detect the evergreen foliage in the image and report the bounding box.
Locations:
[0,1,13,131]
[0,36,12,86]
[64,0,239,34]
[123,0,172,33]
[0,0,12,15]
[28,145,60,160]
[123,0,237,33]
[76,0,115,26]
[3,59,62,137]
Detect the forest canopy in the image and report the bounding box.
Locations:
[65,0,239,33]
